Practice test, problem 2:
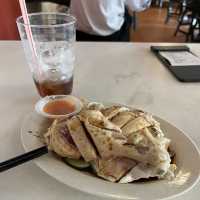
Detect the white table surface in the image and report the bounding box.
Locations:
[0,41,200,200]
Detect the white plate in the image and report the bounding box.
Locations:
[21,108,200,200]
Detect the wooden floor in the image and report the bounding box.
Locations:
[131,7,187,43]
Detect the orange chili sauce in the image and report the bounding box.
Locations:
[43,99,75,115]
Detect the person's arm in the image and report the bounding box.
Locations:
[125,0,152,11]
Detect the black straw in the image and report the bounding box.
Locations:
[0,146,48,173]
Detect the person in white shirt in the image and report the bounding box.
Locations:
[70,0,151,41]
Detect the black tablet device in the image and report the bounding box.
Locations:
[151,45,200,82]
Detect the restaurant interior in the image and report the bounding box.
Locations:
[1,1,200,200]
[1,0,200,42]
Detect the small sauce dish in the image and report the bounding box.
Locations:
[35,95,83,118]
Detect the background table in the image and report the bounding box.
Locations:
[0,42,200,200]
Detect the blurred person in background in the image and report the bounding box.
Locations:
[70,0,151,41]
[0,0,21,40]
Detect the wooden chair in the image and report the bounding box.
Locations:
[174,0,200,41]
[165,0,186,24]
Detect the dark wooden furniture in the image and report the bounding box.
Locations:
[165,0,185,24]
[174,0,200,41]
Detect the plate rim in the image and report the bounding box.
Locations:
[20,104,200,200]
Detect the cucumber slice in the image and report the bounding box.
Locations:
[63,158,90,169]
[90,161,97,173]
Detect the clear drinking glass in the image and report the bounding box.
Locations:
[16,13,76,97]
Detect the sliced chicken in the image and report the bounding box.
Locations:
[87,102,105,110]
[44,119,81,159]
[93,157,136,182]
[120,163,177,183]
[102,105,129,119]
[122,116,152,136]
[45,102,176,183]
[84,110,127,158]
[86,111,122,133]
[66,116,97,162]
[111,111,137,128]
[85,109,172,168]
[119,163,158,183]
